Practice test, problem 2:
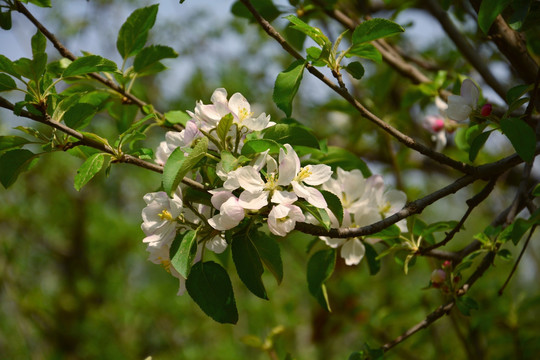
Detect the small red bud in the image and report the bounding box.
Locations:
[481,103,492,117]
[442,260,452,269]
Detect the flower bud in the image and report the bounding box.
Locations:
[431,269,446,285]
[424,115,445,133]
[442,260,452,269]
[481,103,492,117]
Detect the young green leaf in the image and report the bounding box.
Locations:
[0,55,19,78]
[232,231,268,300]
[63,55,117,77]
[478,0,512,34]
[0,135,31,152]
[117,4,159,59]
[241,139,281,156]
[262,123,319,149]
[345,62,365,80]
[74,153,105,191]
[31,29,47,57]
[285,15,330,48]
[186,261,238,324]
[352,18,404,44]
[133,45,178,75]
[273,59,306,117]
[468,130,492,162]
[345,43,382,63]
[500,117,536,163]
[216,113,234,145]
[63,103,97,130]
[0,73,17,92]
[170,230,198,278]
[307,248,336,311]
[0,149,38,188]
[164,110,191,126]
[162,137,209,196]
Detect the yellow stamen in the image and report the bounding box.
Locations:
[238,107,254,122]
[296,166,312,182]
[158,209,174,221]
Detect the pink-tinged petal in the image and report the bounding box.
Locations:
[238,190,269,210]
[278,144,300,186]
[340,238,365,266]
[433,131,447,152]
[155,141,169,166]
[303,164,333,185]
[236,166,265,192]
[210,191,234,209]
[460,79,479,106]
[220,197,245,221]
[267,204,305,236]
[205,235,228,254]
[320,236,345,248]
[291,181,327,208]
[211,88,228,105]
[271,190,297,204]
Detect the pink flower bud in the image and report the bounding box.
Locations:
[431,269,446,285]
[424,115,445,133]
[481,103,492,117]
[442,260,452,269]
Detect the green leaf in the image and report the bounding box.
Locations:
[497,249,512,261]
[31,30,46,57]
[0,8,12,30]
[232,231,268,300]
[13,54,47,81]
[63,55,117,77]
[0,135,32,152]
[63,103,97,129]
[162,137,209,196]
[216,113,234,145]
[20,0,51,7]
[469,130,492,162]
[285,15,330,48]
[499,218,531,245]
[423,220,459,235]
[345,43,382,63]
[263,123,319,149]
[456,295,479,316]
[320,190,343,226]
[0,149,38,188]
[322,146,372,177]
[250,230,283,284]
[164,110,190,126]
[170,230,198,278]
[307,249,336,311]
[364,243,381,275]
[186,261,238,324]
[371,224,401,240]
[344,62,365,80]
[500,117,536,163]
[352,18,404,44]
[0,55,19,78]
[231,0,281,23]
[0,73,16,92]
[506,84,532,105]
[298,201,332,231]
[117,4,159,59]
[74,153,105,191]
[273,59,306,117]
[478,0,512,34]
[133,45,178,75]
[241,139,281,156]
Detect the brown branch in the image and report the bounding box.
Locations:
[13,1,167,122]
[424,0,507,102]
[0,96,204,190]
[239,0,474,175]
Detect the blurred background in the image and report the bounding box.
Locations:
[1,0,540,359]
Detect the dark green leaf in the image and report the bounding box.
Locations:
[506,84,532,105]
[298,201,331,231]
[74,153,105,191]
[232,231,268,299]
[231,0,281,23]
[345,43,382,63]
[163,137,208,196]
[63,103,97,130]
[117,4,159,59]
[307,249,336,311]
[320,190,343,226]
[500,117,536,162]
[241,139,281,156]
[364,242,381,275]
[0,73,16,92]
[533,183,540,197]
[352,18,404,44]
[63,55,117,77]
[170,230,198,278]
[0,136,31,152]
[345,62,365,80]
[31,30,46,57]
[469,130,492,162]
[371,224,401,240]
[499,218,531,245]
[0,149,38,188]
[217,113,234,145]
[133,45,178,75]
[0,9,12,30]
[273,59,305,117]
[456,295,479,316]
[285,15,330,47]
[497,249,512,260]
[322,146,371,177]
[262,124,319,149]
[423,220,459,235]
[183,187,212,207]
[478,0,512,34]
[250,230,283,284]
[186,261,238,324]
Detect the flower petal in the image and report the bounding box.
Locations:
[238,190,269,210]
[340,238,365,266]
[291,181,327,208]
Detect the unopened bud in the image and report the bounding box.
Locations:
[442,260,452,269]
[425,115,445,133]
[431,269,446,285]
[481,103,492,117]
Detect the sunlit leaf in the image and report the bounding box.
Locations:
[74,153,105,191]
[273,59,305,117]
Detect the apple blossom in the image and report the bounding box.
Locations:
[208,191,246,231]
[267,203,305,236]
[447,79,479,122]
[155,120,201,165]
[141,190,183,247]
[423,115,447,152]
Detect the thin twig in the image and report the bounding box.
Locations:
[239,0,474,175]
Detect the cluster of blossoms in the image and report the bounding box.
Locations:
[423,79,491,151]
[141,88,407,294]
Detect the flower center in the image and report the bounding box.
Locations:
[264,173,278,191]
[158,209,174,221]
[296,166,312,182]
[238,107,253,122]
[379,201,391,216]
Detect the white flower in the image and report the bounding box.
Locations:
[205,235,228,254]
[227,92,274,131]
[280,144,333,208]
[447,79,479,122]
[188,88,230,132]
[208,191,245,230]
[362,175,407,231]
[267,203,305,237]
[141,191,183,246]
[423,115,447,152]
[155,120,201,165]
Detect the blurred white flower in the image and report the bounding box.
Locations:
[447,79,479,121]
